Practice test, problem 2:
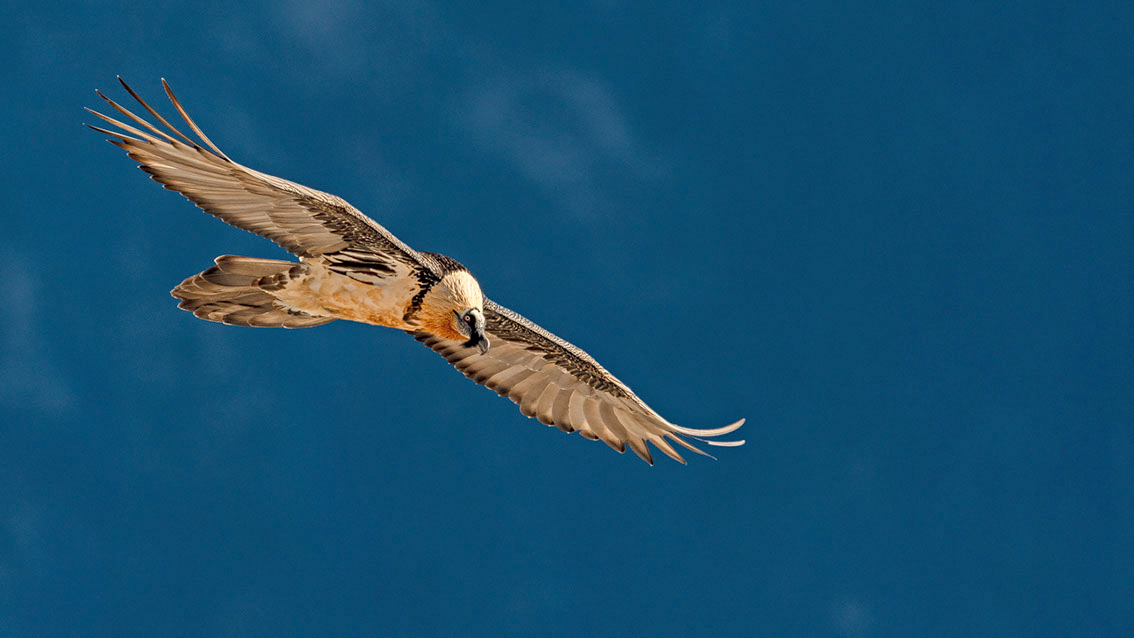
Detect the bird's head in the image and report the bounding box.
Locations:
[426,268,489,353]
[453,307,489,354]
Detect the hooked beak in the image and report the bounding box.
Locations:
[464,330,490,355]
[456,309,490,354]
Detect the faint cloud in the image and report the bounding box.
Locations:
[342,136,416,218]
[463,69,669,218]
[831,597,874,637]
[279,0,367,73]
[0,256,76,418]
[275,0,442,82]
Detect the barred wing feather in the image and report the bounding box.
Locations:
[86,77,426,279]
[414,300,744,465]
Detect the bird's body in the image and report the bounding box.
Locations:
[272,260,400,327]
[88,77,744,464]
[227,254,483,340]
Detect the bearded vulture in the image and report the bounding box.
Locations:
[87,77,744,464]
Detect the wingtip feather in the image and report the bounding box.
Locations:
[650,436,687,464]
[160,77,230,159]
[668,417,745,438]
[706,439,745,447]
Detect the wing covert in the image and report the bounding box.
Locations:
[87,77,427,275]
[413,300,745,465]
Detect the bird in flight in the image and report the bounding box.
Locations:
[87,77,744,464]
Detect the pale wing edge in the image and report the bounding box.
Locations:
[409,300,744,464]
[87,76,430,273]
[486,300,745,441]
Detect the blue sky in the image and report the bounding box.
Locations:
[2,1,1132,636]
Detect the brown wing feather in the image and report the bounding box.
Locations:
[412,300,745,465]
[90,77,744,464]
[87,77,428,275]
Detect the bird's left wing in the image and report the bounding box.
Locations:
[413,300,744,465]
[86,77,429,279]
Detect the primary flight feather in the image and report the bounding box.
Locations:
[87,77,745,465]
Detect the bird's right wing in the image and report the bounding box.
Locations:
[413,300,744,465]
[87,77,428,279]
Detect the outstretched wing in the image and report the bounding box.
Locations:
[87,77,428,279]
[413,300,744,465]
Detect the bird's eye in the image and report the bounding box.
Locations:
[465,314,473,323]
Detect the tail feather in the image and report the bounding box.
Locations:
[171,255,334,328]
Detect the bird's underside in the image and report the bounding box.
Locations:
[88,77,745,465]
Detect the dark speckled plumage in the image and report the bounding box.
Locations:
[89,76,744,465]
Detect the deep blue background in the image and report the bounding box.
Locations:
[3,1,1132,636]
